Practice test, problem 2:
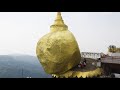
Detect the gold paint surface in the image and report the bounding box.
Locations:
[52,68,102,78]
[108,45,120,53]
[36,12,81,74]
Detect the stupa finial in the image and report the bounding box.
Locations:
[53,12,65,25]
[56,12,62,20]
[50,12,68,32]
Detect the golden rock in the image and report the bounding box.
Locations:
[36,12,81,74]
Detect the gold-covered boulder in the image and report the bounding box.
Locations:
[36,12,81,74]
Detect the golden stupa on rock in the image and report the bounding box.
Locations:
[36,12,81,74]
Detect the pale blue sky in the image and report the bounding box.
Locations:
[0,12,119,56]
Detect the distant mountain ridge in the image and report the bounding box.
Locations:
[0,54,51,78]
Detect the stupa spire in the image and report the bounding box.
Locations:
[56,12,62,20]
[50,12,68,32]
[53,12,65,25]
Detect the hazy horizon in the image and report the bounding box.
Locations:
[0,12,120,56]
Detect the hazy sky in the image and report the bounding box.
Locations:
[0,12,120,56]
